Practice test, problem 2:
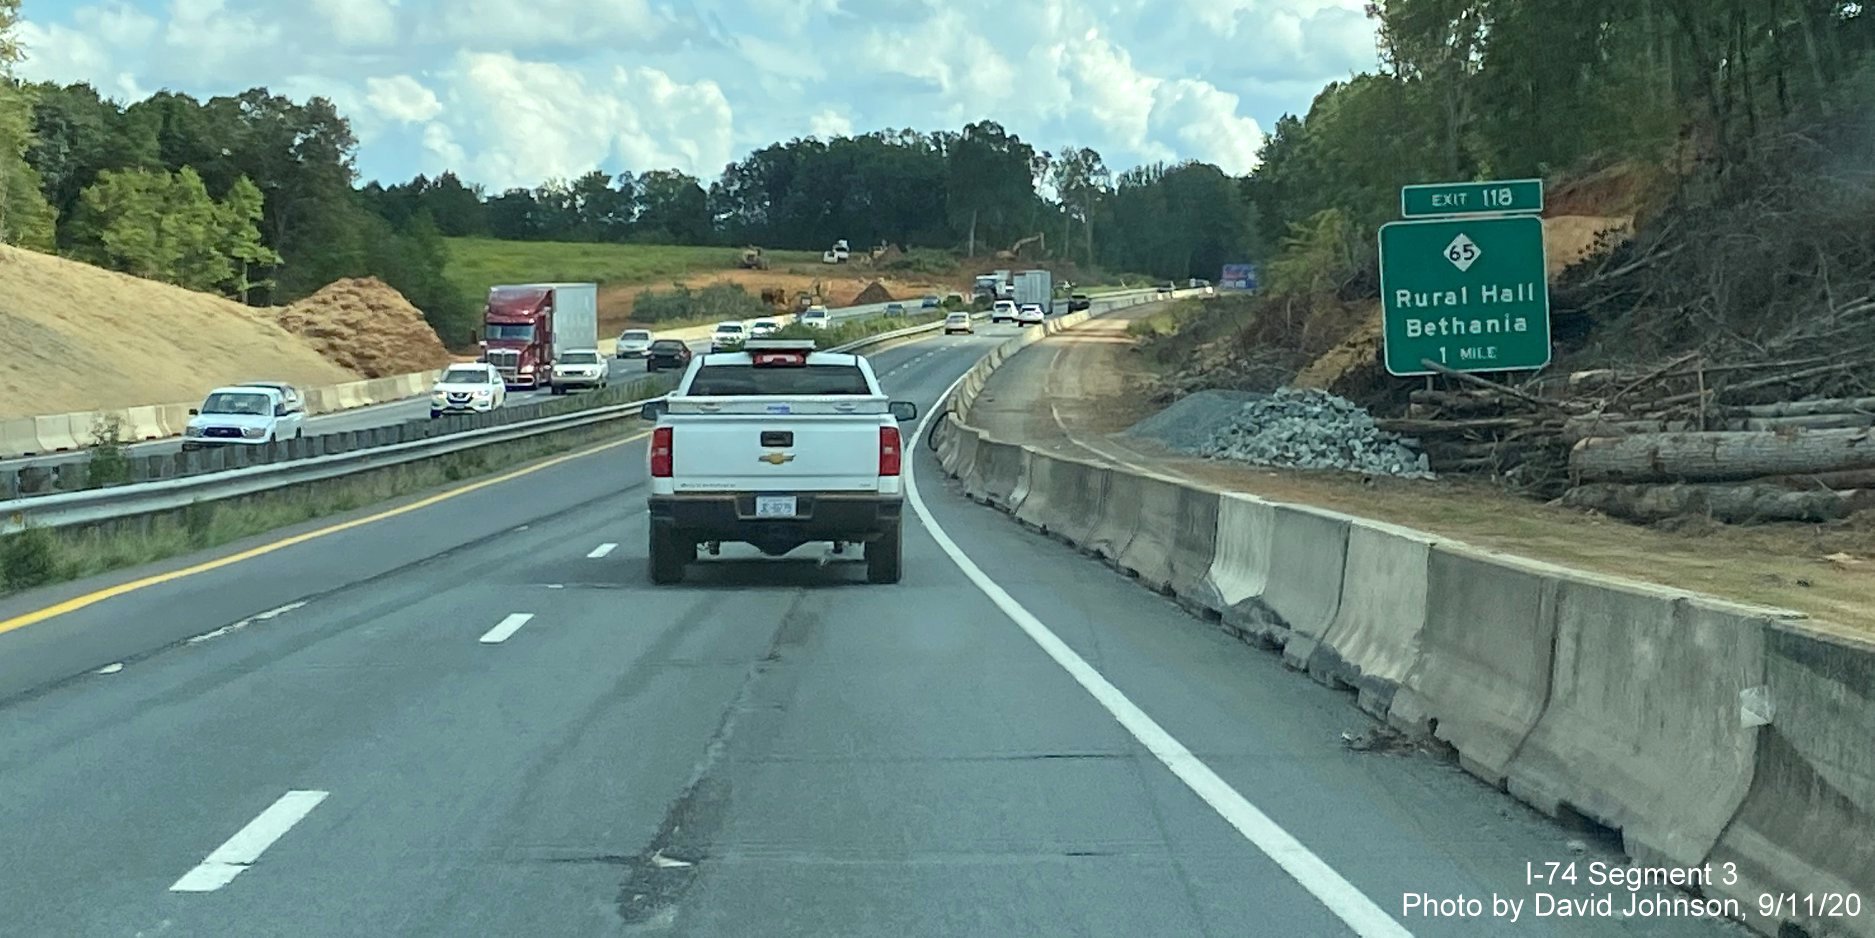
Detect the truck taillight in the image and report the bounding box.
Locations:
[879,426,901,476]
[651,427,673,477]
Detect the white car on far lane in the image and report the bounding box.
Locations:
[943,311,974,334]
[749,318,782,337]
[799,306,831,330]
[615,329,654,359]
[1017,304,1045,325]
[710,321,748,352]
[429,362,508,418]
[182,386,305,449]
[550,348,610,394]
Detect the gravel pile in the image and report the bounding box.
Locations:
[1123,389,1265,451]
[1195,388,1433,478]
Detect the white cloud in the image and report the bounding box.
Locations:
[421,0,664,47]
[311,0,399,46]
[15,2,158,86]
[440,52,733,189]
[160,0,284,82]
[1150,80,1265,175]
[421,123,468,175]
[808,109,853,139]
[366,75,443,123]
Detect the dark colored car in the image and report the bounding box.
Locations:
[646,339,693,372]
[1068,293,1090,311]
[921,295,941,309]
[885,302,906,316]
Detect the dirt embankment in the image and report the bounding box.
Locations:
[276,278,452,378]
[0,246,361,419]
[0,248,455,418]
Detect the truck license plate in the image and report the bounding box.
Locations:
[755,495,796,517]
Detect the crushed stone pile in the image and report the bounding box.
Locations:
[277,277,452,378]
[851,280,894,305]
[1197,388,1434,478]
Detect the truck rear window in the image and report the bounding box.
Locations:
[688,363,871,396]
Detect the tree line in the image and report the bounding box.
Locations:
[361,123,1262,283]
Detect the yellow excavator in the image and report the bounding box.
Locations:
[994,233,1045,260]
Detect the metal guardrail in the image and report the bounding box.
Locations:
[0,309,1023,534]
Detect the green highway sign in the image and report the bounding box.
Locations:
[1401,178,1543,219]
[1378,215,1551,376]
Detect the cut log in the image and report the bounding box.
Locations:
[1724,396,1875,418]
[1753,469,1875,490]
[1563,412,1875,442]
[1571,428,1875,483]
[1377,417,1532,435]
[1560,482,1875,524]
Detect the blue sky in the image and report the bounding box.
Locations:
[17,0,1380,191]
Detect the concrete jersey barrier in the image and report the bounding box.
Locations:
[926,293,1875,938]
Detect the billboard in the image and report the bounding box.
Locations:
[1220,263,1258,291]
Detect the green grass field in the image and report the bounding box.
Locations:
[442,238,824,306]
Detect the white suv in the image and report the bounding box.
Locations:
[183,386,305,449]
[430,362,508,418]
[990,299,1018,323]
[799,306,831,330]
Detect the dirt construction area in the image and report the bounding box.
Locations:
[598,269,955,335]
[967,304,1875,637]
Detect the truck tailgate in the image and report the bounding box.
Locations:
[668,415,883,492]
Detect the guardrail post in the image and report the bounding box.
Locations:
[52,465,84,492]
[18,465,51,496]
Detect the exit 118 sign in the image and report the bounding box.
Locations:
[1378,215,1551,376]
[1401,178,1543,219]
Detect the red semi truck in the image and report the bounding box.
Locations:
[479,282,600,390]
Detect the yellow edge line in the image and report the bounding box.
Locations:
[0,430,651,639]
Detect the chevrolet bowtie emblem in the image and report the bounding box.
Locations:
[759,451,794,465]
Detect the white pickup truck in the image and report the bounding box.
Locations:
[639,339,920,584]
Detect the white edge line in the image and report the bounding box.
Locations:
[588,542,618,558]
[478,612,534,644]
[904,374,1414,938]
[169,790,329,893]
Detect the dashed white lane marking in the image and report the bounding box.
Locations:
[170,790,329,893]
[186,601,307,645]
[587,543,617,558]
[478,613,535,644]
[904,374,1414,938]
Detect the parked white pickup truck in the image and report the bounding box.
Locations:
[639,339,920,584]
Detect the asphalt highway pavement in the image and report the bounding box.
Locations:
[0,324,1747,937]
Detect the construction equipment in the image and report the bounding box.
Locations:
[994,233,1045,260]
[820,240,851,264]
[739,246,770,270]
[759,287,790,312]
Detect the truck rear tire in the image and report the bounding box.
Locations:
[649,525,688,584]
[866,521,903,584]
